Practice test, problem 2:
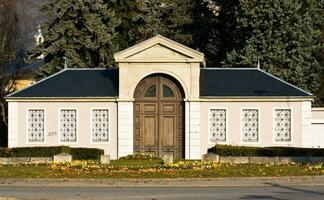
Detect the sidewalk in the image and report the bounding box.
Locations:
[1,176,324,188]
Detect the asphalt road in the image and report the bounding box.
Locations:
[0,184,324,200]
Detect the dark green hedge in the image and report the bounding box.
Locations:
[70,147,104,160]
[0,146,104,160]
[208,145,324,157]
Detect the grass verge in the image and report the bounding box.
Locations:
[0,160,324,179]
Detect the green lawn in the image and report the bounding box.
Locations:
[110,159,163,168]
[0,159,323,178]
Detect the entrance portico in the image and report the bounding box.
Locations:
[114,35,205,159]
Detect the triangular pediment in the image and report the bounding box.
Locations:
[114,35,205,64]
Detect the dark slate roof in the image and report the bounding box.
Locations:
[7,68,118,98]
[200,68,312,97]
[7,67,311,99]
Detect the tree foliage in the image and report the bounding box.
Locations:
[217,0,322,94]
[25,0,324,102]
[27,0,120,77]
[188,0,219,66]
[0,0,21,146]
[129,0,193,47]
[109,0,140,50]
[313,1,324,105]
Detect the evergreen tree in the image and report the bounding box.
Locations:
[129,0,193,47]
[27,0,119,77]
[219,0,322,93]
[209,0,241,66]
[109,0,140,50]
[188,0,220,66]
[312,0,324,105]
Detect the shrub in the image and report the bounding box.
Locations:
[119,153,159,160]
[0,146,104,160]
[208,145,324,157]
[70,147,104,160]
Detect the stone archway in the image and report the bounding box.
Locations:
[133,74,185,159]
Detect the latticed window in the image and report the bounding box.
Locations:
[242,109,259,142]
[60,109,77,142]
[27,109,45,143]
[92,109,109,142]
[209,109,226,143]
[274,109,291,142]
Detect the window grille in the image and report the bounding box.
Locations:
[209,109,226,143]
[60,109,77,142]
[274,109,291,142]
[92,109,109,142]
[27,109,45,142]
[242,109,259,142]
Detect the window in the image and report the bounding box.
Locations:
[163,85,175,97]
[274,109,291,143]
[60,109,77,143]
[242,109,259,143]
[209,109,226,143]
[27,109,45,143]
[144,85,156,97]
[92,109,109,143]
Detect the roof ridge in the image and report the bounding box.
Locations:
[64,67,114,70]
[203,67,258,70]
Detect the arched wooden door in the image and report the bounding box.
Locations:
[134,74,184,159]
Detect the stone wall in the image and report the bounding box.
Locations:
[219,156,324,164]
[0,157,52,164]
[202,154,324,164]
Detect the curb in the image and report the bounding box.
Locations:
[1,176,324,188]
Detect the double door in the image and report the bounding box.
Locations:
[134,75,184,159]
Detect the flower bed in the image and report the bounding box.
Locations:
[1,160,324,178]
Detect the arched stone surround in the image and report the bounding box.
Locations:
[114,35,205,159]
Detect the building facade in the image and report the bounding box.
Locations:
[6,35,324,159]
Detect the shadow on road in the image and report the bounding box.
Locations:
[239,182,324,200]
[240,195,287,200]
[264,182,324,196]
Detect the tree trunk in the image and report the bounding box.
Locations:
[0,102,8,127]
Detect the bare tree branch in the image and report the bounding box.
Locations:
[0,0,21,128]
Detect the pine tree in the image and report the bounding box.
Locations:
[220,0,322,93]
[27,0,119,77]
[188,0,220,66]
[109,0,140,50]
[129,0,193,47]
[312,0,324,105]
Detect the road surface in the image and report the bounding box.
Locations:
[0,177,324,200]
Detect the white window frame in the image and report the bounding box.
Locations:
[273,107,293,144]
[240,108,261,144]
[208,107,228,145]
[90,108,111,144]
[26,108,46,144]
[58,108,78,144]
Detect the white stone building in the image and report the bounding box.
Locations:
[5,35,324,159]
